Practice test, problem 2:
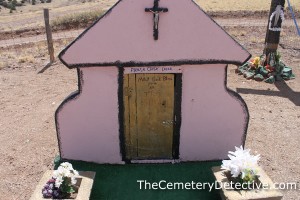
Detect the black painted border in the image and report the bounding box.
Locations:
[224,65,249,147]
[58,0,123,69]
[55,64,249,163]
[173,74,182,159]
[59,59,252,69]
[190,0,252,64]
[58,0,251,69]
[118,64,249,162]
[55,68,83,159]
[55,0,251,162]
[120,72,182,162]
[118,67,128,163]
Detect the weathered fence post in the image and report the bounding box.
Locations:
[44,8,55,63]
[264,0,285,55]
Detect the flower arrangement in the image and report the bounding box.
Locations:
[42,162,79,199]
[237,51,295,83]
[221,146,260,184]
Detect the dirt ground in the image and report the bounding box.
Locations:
[0,27,299,200]
[0,2,300,200]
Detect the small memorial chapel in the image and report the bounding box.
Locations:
[56,0,251,164]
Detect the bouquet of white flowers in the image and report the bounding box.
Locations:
[221,146,260,184]
[42,162,79,198]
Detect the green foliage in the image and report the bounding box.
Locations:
[238,52,295,83]
[10,0,16,9]
[0,0,54,8]
[0,0,9,8]
[0,0,31,13]
[275,51,281,63]
[240,169,257,184]
[5,0,16,12]
[60,177,75,195]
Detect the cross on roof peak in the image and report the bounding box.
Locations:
[145,0,168,40]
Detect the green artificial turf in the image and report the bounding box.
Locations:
[55,159,222,200]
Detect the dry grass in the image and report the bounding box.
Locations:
[0,39,70,68]
[1,51,16,59]
[1,0,298,32]
[34,42,48,57]
[249,36,262,44]
[196,0,300,11]
[0,61,5,70]
[18,55,35,63]
[0,0,115,31]
[51,9,104,30]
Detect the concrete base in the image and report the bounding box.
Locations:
[212,166,283,200]
[30,170,96,200]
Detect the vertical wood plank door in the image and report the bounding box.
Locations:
[124,74,175,160]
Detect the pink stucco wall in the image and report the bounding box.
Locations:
[56,67,123,164]
[56,64,248,163]
[56,0,251,164]
[180,64,247,161]
[61,0,250,66]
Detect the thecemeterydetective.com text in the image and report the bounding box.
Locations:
[137,180,299,191]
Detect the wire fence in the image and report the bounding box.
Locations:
[0,16,85,47]
[0,7,299,53]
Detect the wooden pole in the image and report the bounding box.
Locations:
[264,0,285,56]
[44,8,55,63]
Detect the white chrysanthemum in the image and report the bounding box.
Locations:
[73,170,79,176]
[54,176,64,188]
[221,146,260,178]
[52,162,79,188]
[61,162,74,171]
[53,170,59,178]
[54,166,68,178]
[71,177,77,185]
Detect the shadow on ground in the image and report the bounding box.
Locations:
[237,81,300,106]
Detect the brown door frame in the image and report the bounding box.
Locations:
[118,68,182,163]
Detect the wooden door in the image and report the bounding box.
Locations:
[123,74,175,160]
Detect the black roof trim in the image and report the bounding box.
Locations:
[62,57,251,69]
[58,0,251,69]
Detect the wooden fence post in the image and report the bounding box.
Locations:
[264,0,285,56]
[44,8,55,63]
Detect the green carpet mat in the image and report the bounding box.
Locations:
[55,160,222,200]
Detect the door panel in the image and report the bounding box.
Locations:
[124,73,174,159]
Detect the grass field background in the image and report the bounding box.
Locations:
[196,0,299,11]
[0,0,299,32]
[1,0,299,20]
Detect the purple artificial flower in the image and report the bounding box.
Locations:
[42,178,62,198]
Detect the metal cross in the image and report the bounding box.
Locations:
[145,0,168,40]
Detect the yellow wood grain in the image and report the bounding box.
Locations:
[128,74,138,158]
[124,73,174,159]
[123,74,138,159]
